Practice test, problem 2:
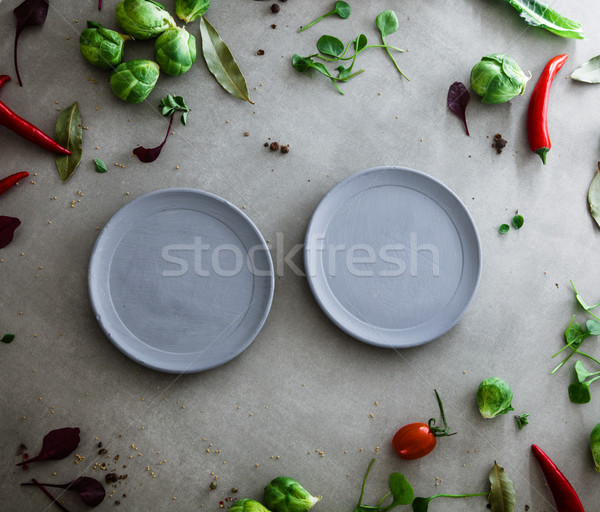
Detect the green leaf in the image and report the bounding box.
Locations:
[488,462,516,512]
[498,224,510,234]
[1,334,15,344]
[572,281,600,312]
[292,54,313,73]
[512,214,524,229]
[388,473,414,506]
[376,10,399,38]
[502,0,584,39]
[162,105,174,116]
[93,158,108,173]
[564,317,588,350]
[355,33,368,52]
[411,497,431,512]
[311,61,333,78]
[587,319,600,336]
[570,56,600,83]
[199,17,253,104]
[334,1,351,19]
[574,361,595,383]
[54,102,83,183]
[569,381,592,403]
[317,35,345,57]
[181,111,188,126]
[514,413,529,429]
[588,165,600,229]
[173,95,187,109]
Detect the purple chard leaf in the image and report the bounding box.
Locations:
[16,427,80,466]
[0,216,21,249]
[13,0,49,86]
[22,477,106,507]
[447,81,470,136]
[133,113,174,163]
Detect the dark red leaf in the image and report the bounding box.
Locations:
[14,0,49,86]
[16,427,80,466]
[0,216,21,249]
[133,114,174,163]
[447,81,470,136]
[98,0,102,10]
[22,477,105,507]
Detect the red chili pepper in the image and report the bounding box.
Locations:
[0,75,70,156]
[531,444,584,512]
[0,171,29,195]
[527,54,568,165]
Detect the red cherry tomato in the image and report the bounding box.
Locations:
[392,422,437,460]
[391,390,456,460]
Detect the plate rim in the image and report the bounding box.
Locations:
[303,165,482,348]
[88,187,275,373]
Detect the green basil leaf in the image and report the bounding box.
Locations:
[317,35,344,57]
[93,158,108,173]
[502,0,584,39]
[1,334,15,344]
[498,224,510,234]
[570,55,600,83]
[376,10,399,39]
[199,16,253,104]
[389,473,414,506]
[488,462,516,512]
[54,102,83,183]
[588,164,600,229]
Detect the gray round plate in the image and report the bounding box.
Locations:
[89,188,274,373]
[304,166,481,348]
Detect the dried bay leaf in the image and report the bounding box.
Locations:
[588,162,600,229]
[199,17,253,104]
[488,462,516,512]
[571,55,600,83]
[54,102,83,183]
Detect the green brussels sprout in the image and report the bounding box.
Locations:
[110,59,160,103]
[264,477,320,512]
[476,377,514,419]
[115,0,176,40]
[80,21,131,70]
[591,423,600,472]
[470,54,530,104]
[229,499,271,512]
[175,0,210,23]
[155,27,197,76]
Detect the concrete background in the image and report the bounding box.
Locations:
[1,0,599,510]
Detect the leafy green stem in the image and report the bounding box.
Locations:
[298,12,333,32]
[430,492,489,499]
[355,458,376,511]
[384,45,409,80]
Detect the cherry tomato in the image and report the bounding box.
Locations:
[391,390,456,460]
[392,422,437,460]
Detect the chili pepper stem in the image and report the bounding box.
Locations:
[536,148,549,165]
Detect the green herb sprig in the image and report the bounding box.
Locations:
[159,94,190,125]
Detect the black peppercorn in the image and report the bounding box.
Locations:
[270,4,280,13]
[270,142,280,151]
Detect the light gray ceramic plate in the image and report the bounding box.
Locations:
[89,188,274,373]
[304,166,481,348]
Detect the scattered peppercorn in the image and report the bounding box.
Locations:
[492,133,507,154]
[264,142,269,147]
[271,24,277,29]
[209,481,217,490]
[280,145,290,154]
[270,142,280,151]
[257,49,265,56]
[105,473,118,484]
[99,448,108,455]
[270,4,280,13]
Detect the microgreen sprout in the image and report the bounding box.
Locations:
[159,94,190,125]
[498,224,510,234]
[512,214,524,229]
[515,413,530,429]
[298,1,351,33]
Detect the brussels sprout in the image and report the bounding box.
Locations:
[115,0,176,40]
[110,59,160,103]
[264,477,320,512]
[80,21,131,70]
[155,27,197,76]
[591,423,600,472]
[477,377,514,419]
[175,0,210,23]
[470,54,530,104]
[229,499,271,512]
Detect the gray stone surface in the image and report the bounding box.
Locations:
[1,1,599,510]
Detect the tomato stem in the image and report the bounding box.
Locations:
[428,389,456,438]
